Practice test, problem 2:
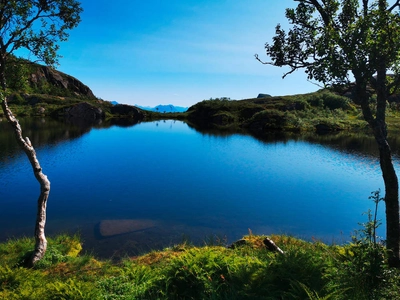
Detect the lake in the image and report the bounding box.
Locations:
[0,117,395,259]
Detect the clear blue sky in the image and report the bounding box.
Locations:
[53,0,319,107]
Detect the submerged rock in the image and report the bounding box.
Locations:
[97,219,157,238]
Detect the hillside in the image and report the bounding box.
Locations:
[185,90,391,135]
[5,56,96,100]
[1,57,146,121]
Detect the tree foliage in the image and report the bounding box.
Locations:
[0,0,82,67]
[258,0,400,267]
[257,0,400,88]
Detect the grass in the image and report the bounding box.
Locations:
[1,232,399,299]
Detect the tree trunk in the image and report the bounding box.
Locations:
[356,67,400,267]
[377,134,400,267]
[1,95,50,267]
[375,62,400,268]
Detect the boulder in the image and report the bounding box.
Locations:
[62,102,104,121]
[36,107,45,115]
[110,104,145,120]
[257,93,272,98]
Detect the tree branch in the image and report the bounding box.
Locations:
[254,54,313,78]
[363,0,369,16]
[4,8,44,50]
[254,53,274,65]
[295,0,331,26]
[4,6,64,52]
[389,0,400,12]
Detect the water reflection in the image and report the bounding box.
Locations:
[188,120,386,159]
[0,117,395,259]
[1,117,395,161]
[0,117,143,163]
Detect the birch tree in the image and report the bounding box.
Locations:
[0,0,82,266]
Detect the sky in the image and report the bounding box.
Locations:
[44,0,320,107]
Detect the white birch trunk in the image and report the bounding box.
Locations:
[1,95,50,267]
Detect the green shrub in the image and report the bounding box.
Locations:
[250,109,286,129]
[308,91,352,110]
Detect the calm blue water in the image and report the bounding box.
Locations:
[0,119,392,258]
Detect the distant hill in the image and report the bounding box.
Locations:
[136,104,188,113]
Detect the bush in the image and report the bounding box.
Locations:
[308,91,352,110]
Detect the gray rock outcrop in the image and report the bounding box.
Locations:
[257,93,272,98]
[29,66,96,98]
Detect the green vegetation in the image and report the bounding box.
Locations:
[186,90,378,133]
[6,72,400,135]
[1,232,399,299]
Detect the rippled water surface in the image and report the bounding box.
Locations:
[0,118,395,258]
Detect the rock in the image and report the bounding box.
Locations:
[257,93,272,98]
[36,107,45,114]
[97,219,157,238]
[110,104,145,120]
[62,102,104,121]
[29,65,96,98]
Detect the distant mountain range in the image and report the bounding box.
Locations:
[135,104,188,113]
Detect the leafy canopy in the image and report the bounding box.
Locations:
[257,0,400,87]
[0,0,82,66]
